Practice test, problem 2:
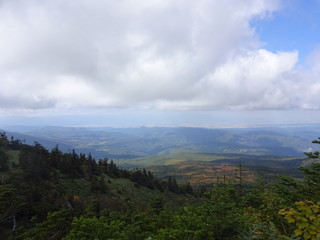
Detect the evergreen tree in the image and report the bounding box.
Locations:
[0,149,9,171]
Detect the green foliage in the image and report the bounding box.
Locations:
[239,137,320,239]
[239,222,293,240]
[298,164,320,201]
[0,149,9,171]
[19,143,51,181]
[0,184,28,236]
[275,164,320,204]
[279,201,320,240]
[153,184,247,240]
[14,209,73,240]
[62,216,126,240]
[154,205,214,240]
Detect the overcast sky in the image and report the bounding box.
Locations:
[1,0,320,127]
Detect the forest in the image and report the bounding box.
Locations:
[0,132,319,240]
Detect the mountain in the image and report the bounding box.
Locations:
[17,125,317,159]
[0,128,74,153]
[1,124,318,184]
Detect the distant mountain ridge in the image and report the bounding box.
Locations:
[0,128,75,153]
[2,124,318,161]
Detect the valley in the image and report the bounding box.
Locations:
[2,124,319,184]
[1,125,320,239]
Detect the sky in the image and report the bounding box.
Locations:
[0,0,320,127]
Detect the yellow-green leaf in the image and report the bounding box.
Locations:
[294,229,303,236]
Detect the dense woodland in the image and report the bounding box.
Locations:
[0,132,319,240]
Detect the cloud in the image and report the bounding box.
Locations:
[0,0,319,112]
[190,49,300,110]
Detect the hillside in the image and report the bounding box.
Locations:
[126,153,308,185]
[1,132,320,239]
[0,133,194,239]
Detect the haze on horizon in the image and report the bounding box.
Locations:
[1,0,320,128]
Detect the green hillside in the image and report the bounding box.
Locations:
[1,132,320,239]
[0,133,194,239]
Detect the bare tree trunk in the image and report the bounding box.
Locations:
[11,203,16,232]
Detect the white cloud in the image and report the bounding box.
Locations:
[191,49,299,109]
[0,0,319,113]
